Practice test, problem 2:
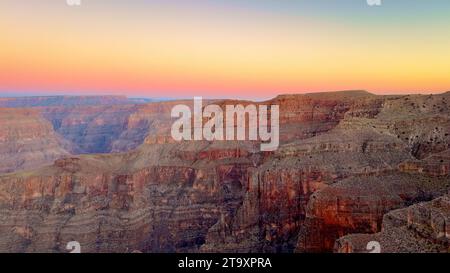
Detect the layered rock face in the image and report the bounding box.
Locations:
[399,149,450,176]
[265,91,382,143]
[291,92,450,253]
[0,96,163,157]
[0,104,143,173]
[42,100,192,154]
[201,123,413,252]
[0,108,71,173]
[200,92,396,252]
[297,173,450,252]
[111,100,193,152]
[0,99,193,172]
[335,194,450,253]
[0,91,450,253]
[0,141,258,253]
[42,105,138,154]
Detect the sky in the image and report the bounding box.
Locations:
[1,0,450,99]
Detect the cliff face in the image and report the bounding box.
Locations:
[0,100,195,173]
[42,105,138,154]
[200,92,450,253]
[111,100,193,152]
[42,101,192,154]
[0,96,163,156]
[201,123,413,252]
[0,108,71,174]
[0,91,449,253]
[291,92,450,252]
[335,194,450,253]
[0,141,257,253]
[399,149,450,176]
[296,172,450,252]
[266,91,382,143]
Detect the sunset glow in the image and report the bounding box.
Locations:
[1,0,450,98]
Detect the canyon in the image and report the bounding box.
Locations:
[0,92,449,253]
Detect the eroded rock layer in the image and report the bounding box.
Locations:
[0,108,70,173]
[1,91,450,253]
[0,141,259,252]
[335,194,450,253]
[42,105,138,154]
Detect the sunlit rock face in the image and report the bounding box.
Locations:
[335,194,450,253]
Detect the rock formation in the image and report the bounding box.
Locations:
[42,105,138,154]
[0,141,257,252]
[0,108,71,173]
[0,91,449,253]
[335,194,450,253]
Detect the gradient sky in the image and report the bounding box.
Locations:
[1,0,450,99]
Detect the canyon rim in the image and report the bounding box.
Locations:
[0,91,449,253]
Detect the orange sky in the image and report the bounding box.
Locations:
[1,1,450,99]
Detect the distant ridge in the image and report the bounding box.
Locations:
[304,90,375,98]
[273,90,375,101]
[0,95,156,107]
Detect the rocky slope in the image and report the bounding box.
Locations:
[335,194,450,253]
[0,108,71,173]
[296,172,450,252]
[376,93,450,159]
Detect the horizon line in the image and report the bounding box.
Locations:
[1,89,449,101]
